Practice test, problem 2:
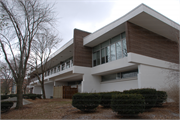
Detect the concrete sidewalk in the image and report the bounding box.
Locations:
[2,97,32,108]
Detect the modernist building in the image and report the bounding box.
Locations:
[29,4,179,98]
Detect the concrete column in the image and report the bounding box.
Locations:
[138,65,141,88]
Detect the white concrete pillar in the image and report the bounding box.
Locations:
[138,65,141,88]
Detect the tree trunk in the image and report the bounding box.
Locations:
[41,83,46,99]
[24,87,26,94]
[16,82,23,109]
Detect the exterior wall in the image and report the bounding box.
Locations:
[33,86,42,94]
[73,29,92,67]
[138,64,171,89]
[44,84,54,98]
[54,81,68,87]
[100,78,138,92]
[126,22,179,64]
[73,66,101,93]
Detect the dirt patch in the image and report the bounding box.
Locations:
[1,99,179,119]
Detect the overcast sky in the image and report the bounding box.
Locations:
[47,0,180,49]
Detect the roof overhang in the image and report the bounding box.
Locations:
[83,4,180,47]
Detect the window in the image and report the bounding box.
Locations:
[121,69,138,79]
[92,32,127,66]
[101,69,138,82]
[110,43,116,61]
[116,41,123,59]
[102,73,116,82]
[101,48,105,64]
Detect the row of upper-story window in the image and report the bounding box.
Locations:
[44,57,73,77]
[92,32,127,67]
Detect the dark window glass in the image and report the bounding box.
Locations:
[101,48,105,64]
[116,41,123,59]
[93,45,100,52]
[121,69,138,79]
[102,73,116,82]
[122,39,127,57]
[110,44,116,61]
[97,51,100,65]
[121,32,126,39]
[93,52,97,66]
[106,46,110,62]
[111,35,120,44]
[102,40,109,48]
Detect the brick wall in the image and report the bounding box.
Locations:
[126,22,179,64]
[73,29,92,67]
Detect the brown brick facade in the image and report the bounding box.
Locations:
[126,22,179,64]
[73,29,92,67]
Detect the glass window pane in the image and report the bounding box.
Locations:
[122,39,127,57]
[93,52,97,66]
[116,41,123,59]
[93,45,100,52]
[121,69,138,79]
[121,32,126,39]
[102,40,109,48]
[110,35,120,44]
[110,44,116,61]
[101,48,105,64]
[117,73,121,79]
[97,51,100,65]
[105,46,110,63]
[102,73,116,82]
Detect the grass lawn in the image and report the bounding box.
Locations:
[1,98,179,119]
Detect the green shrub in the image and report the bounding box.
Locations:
[23,94,30,99]
[100,91,122,108]
[1,95,9,100]
[111,93,145,116]
[72,93,100,112]
[9,94,17,98]
[156,91,167,106]
[123,88,157,109]
[29,94,37,100]
[36,94,42,99]
[1,101,14,113]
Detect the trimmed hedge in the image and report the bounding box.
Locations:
[1,95,9,100]
[156,91,167,106]
[36,94,42,99]
[100,91,122,108]
[9,94,17,98]
[123,88,157,109]
[1,101,14,113]
[29,94,37,100]
[111,93,145,116]
[72,93,101,112]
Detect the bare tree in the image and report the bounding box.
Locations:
[0,62,15,94]
[29,30,60,99]
[0,0,56,108]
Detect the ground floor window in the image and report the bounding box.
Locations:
[101,69,138,82]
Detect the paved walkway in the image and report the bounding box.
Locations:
[2,97,32,108]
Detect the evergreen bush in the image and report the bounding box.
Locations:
[123,88,157,109]
[156,91,167,106]
[72,93,100,112]
[100,91,122,108]
[1,101,14,113]
[111,93,145,116]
